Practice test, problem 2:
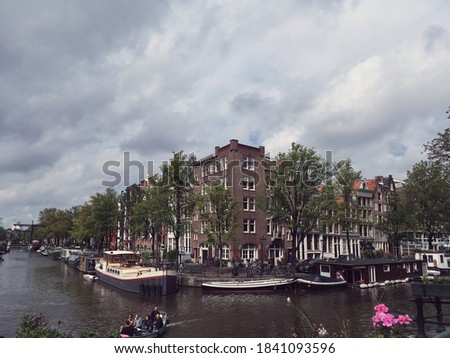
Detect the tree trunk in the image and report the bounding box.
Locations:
[291,229,297,263]
[346,228,351,260]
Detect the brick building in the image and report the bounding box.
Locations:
[191,139,269,264]
[120,139,399,266]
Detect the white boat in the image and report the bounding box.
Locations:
[297,275,348,289]
[415,251,450,274]
[83,274,98,281]
[95,250,177,295]
[201,278,297,292]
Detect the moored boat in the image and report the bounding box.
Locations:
[39,246,48,256]
[201,277,297,293]
[130,311,169,338]
[95,250,177,295]
[296,274,348,289]
[64,248,83,267]
[47,247,62,260]
[78,251,101,274]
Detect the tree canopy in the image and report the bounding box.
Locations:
[200,180,240,267]
[265,142,326,262]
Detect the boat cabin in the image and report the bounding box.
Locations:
[79,251,102,274]
[415,251,450,274]
[102,250,141,267]
[311,258,424,285]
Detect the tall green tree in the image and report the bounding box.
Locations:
[70,203,95,247]
[377,189,412,257]
[135,178,174,260]
[332,160,362,259]
[160,151,196,267]
[38,208,73,245]
[90,187,119,251]
[121,184,144,250]
[403,160,450,250]
[423,126,450,176]
[200,180,240,268]
[265,143,326,262]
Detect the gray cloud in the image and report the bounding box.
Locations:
[1,0,449,228]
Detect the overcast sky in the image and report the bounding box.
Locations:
[1,0,449,229]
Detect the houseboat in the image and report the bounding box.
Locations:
[95,250,177,295]
[78,251,101,275]
[307,257,424,286]
[415,251,450,275]
[60,247,81,262]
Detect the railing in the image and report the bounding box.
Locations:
[411,278,450,337]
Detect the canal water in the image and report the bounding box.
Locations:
[0,249,423,338]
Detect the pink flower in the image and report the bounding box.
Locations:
[380,313,395,327]
[395,314,413,325]
[374,304,389,314]
[372,313,383,327]
[372,312,396,328]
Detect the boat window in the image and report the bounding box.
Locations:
[320,265,330,278]
[383,264,390,272]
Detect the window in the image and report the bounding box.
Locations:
[200,221,208,234]
[220,156,228,171]
[242,244,256,260]
[242,175,255,190]
[383,264,390,272]
[268,243,282,261]
[243,197,255,211]
[243,219,256,233]
[221,245,230,260]
[243,155,255,171]
[266,219,272,235]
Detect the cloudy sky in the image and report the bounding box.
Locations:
[1,0,449,229]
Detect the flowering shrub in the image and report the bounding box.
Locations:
[368,304,413,338]
[16,312,71,338]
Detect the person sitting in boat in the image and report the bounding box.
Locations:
[119,320,135,337]
[142,314,152,331]
[127,313,135,327]
[154,313,164,331]
[149,306,160,325]
[134,314,143,330]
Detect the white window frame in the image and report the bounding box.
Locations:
[243,219,256,233]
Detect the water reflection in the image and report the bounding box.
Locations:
[0,250,428,338]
